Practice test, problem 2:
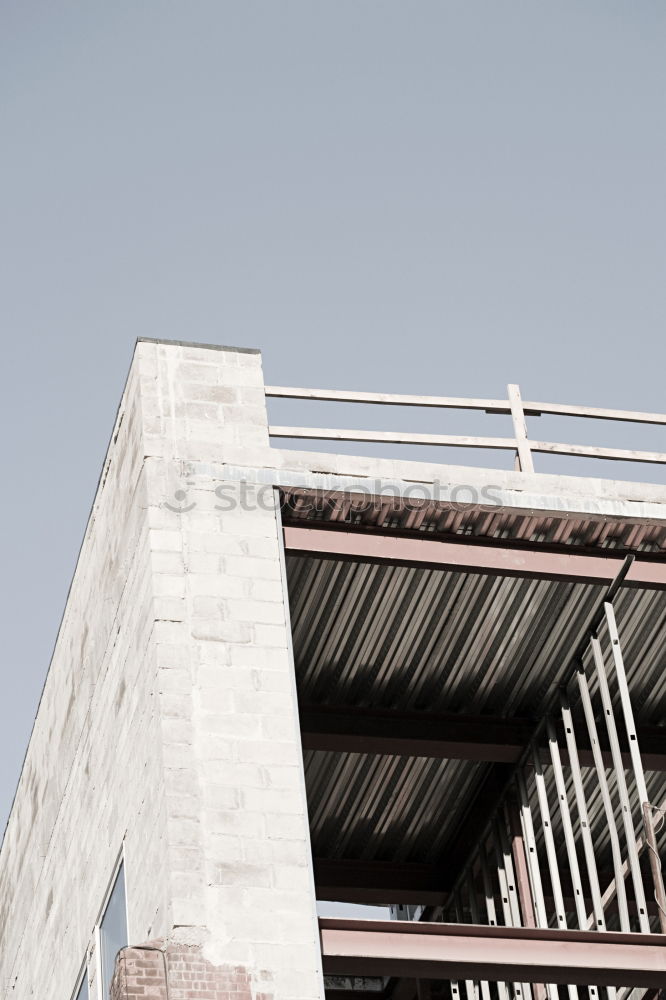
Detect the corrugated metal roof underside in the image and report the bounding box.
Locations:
[287,556,666,721]
[305,750,486,862]
[287,553,666,919]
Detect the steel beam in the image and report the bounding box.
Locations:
[299,706,666,770]
[313,857,629,910]
[300,707,534,763]
[313,858,449,905]
[319,919,666,988]
[283,525,666,590]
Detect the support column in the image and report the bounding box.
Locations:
[138,340,324,1000]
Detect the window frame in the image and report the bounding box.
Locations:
[70,961,89,1000]
[95,843,130,1000]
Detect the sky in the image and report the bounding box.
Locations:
[1,1,666,837]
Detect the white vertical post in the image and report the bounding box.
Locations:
[453,891,478,1000]
[479,850,510,1000]
[576,664,630,933]
[508,384,534,473]
[531,743,579,1000]
[516,772,549,930]
[467,871,492,1000]
[558,693,607,933]
[493,824,530,1000]
[516,772,560,1000]
[546,718,599,1000]
[604,603,666,933]
[591,636,651,933]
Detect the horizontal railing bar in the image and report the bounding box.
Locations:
[266,386,666,425]
[523,401,666,425]
[530,440,666,464]
[269,427,517,450]
[265,386,509,411]
[270,427,666,462]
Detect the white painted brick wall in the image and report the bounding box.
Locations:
[0,340,323,1000]
[0,361,170,1000]
[149,484,323,998]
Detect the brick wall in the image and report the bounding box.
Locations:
[140,340,323,1000]
[110,940,254,1000]
[0,339,323,1000]
[0,353,171,1000]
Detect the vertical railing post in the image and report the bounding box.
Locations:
[508,384,535,473]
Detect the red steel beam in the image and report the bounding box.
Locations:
[283,526,666,590]
[319,918,666,988]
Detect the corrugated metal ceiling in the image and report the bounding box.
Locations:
[287,556,666,722]
[286,541,666,906]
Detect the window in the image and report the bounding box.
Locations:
[99,862,128,999]
[75,974,89,1000]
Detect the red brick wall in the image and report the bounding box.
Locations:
[110,940,256,1000]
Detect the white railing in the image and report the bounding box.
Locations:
[265,383,666,473]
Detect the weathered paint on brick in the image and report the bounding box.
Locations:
[110,940,254,1000]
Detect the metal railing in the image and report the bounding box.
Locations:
[265,384,666,472]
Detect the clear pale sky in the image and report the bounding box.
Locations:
[1,1,666,834]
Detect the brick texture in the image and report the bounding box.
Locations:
[110,940,255,1000]
[0,341,322,1000]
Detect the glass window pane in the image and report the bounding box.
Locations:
[75,973,89,1000]
[100,863,128,999]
